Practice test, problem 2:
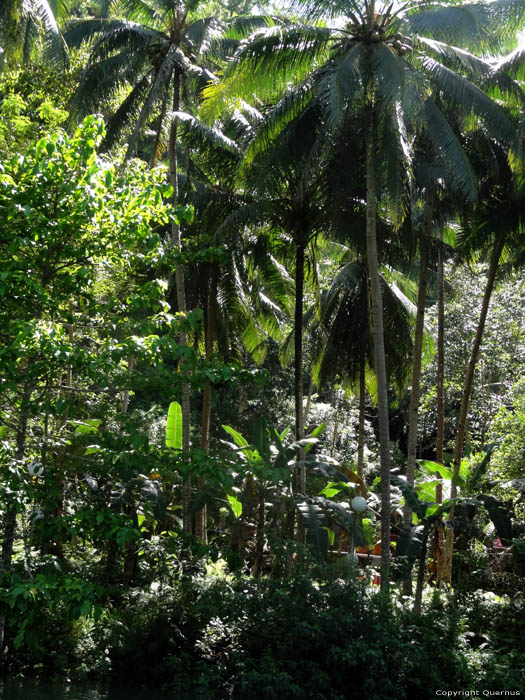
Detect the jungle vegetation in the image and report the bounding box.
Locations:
[0,0,524,696]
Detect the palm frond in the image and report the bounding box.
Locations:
[421,97,478,203]
[119,0,162,26]
[202,25,332,122]
[125,44,178,158]
[172,111,241,155]
[373,42,405,107]
[404,4,490,46]
[376,105,411,227]
[65,18,164,52]
[422,56,518,150]
[102,72,153,150]
[71,49,149,116]
[243,78,315,167]
[316,43,365,131]
[492,47,525,82]
[416,36,491,78]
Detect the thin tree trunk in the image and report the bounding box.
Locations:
[253,483,265,578]
[435,227,447,586]
[169,70,192,534]
[436,229,445,472]
[442,234,505,585]
[121,356,138,583]
[357,357,366,479]
[451,234,505,496]
[196,269,218,542]
[413,527,429,616]
[402,190,431,594]
[365,114,391,592]
[1,382,33,650]
[294,240,306,542]
[121,354,135,414]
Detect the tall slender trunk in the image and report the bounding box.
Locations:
[435,228,447,586]
[451,234,505,496]
[196,269,218,542]
[121,355,138,583]
[404,190,431,507]
[402,191,431,595]
[357,357,366,479]
[436,229,445,472]
[169,70,192,534]
[413,526,429,615]
[1,382,33,650]
[294,240,306,542]
[442,234,505,585]
[365,114,391,592]
[253,483,265,578]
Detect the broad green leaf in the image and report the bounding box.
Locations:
[467,445,495,490]
[320,486,341,498]
[74,419,102,436]
[304,423,326,453]
[166,401,182,449]
[252,417,271,462]
[417,459,453,480]
[222,424,249,449]
[415,479,440,502]
[323,527,335,546]
[227,494,243,519]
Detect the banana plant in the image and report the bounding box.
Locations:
[221,416,323,576]
[393,448,514,613]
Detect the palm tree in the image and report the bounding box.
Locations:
[68,1,272,532]
[312,254,414,467]
[204,0,519,588]
[0,0,67,66]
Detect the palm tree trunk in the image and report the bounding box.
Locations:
[294,240,306,542]
[357,356,366,478]
[196,269,218,542]
[402,190,431,594]
[413,526,429,615]
[169,69,192,534]
[435,227,447,587]
[253,483,265,578]
[365,114,391,592]
[442,234,505,584]
[451,233,505,496]
[436,228,445,472]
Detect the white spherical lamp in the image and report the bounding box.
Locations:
[351,496,367,513]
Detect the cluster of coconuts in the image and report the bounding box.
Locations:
[343,19,412,57]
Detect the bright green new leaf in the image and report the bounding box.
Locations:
[417,459,453,480]
[166,401,182,450]
[227,494,243,519]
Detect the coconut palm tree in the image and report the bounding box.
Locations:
[68,1,272,532]
[0,0,68,66]
[203,0,519,588]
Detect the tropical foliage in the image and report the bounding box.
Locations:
[0,0,524,695]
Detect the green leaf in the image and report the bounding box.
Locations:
[74,419,102,436]
[304,423,326,454]
[252,416,271,462]
[166,401,182,449]
[222,424,249,449]
[417,459,453,480]
[227,494,243,519]
[323,527,335,546]
[467,445,495,491]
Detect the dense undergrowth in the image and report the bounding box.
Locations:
[2,553,524,700]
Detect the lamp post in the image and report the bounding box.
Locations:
[349,496,367,566]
